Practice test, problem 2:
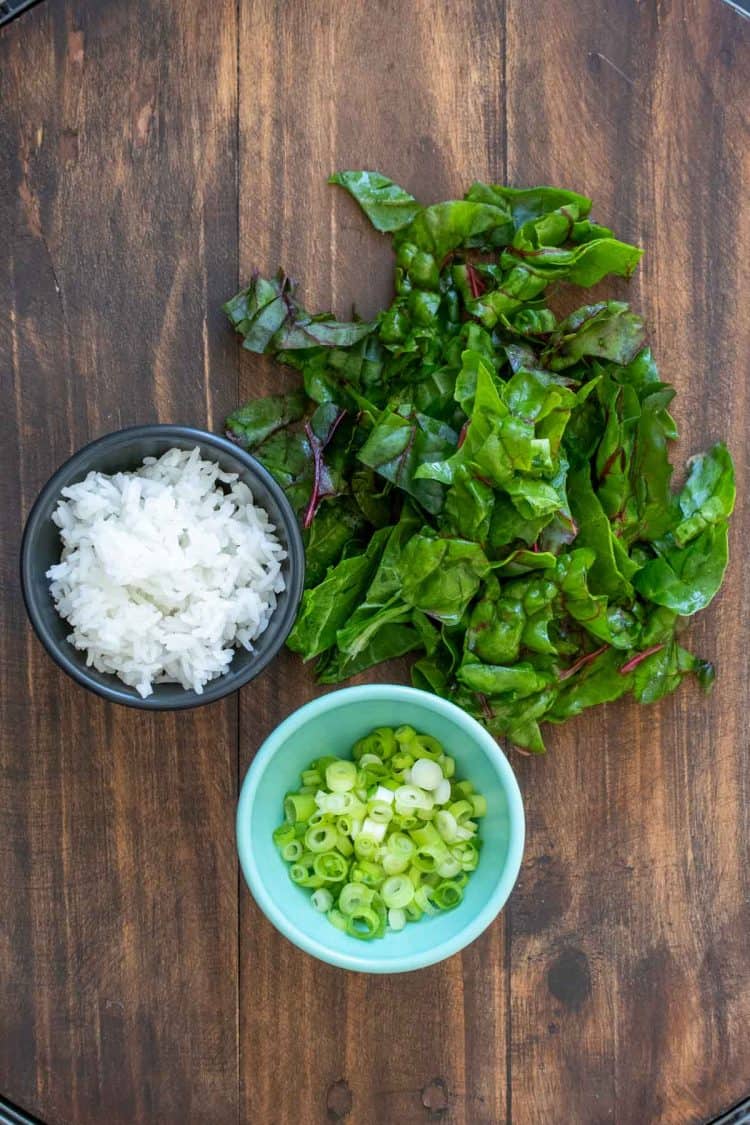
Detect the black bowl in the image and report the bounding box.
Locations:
[20,425,305,709]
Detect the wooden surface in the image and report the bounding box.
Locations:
[1,1,748,1123]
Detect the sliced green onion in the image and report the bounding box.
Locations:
[432,881,463,910]
[304,824,339,853]
[388,907,406,931]
[272,824,297,847]
[346,907,381,939]
[470,794,487,818]
[436,855,462,878]
[449,799,473,823]
[415,884,438,915]
[311,888,333,913]
[433,778,452,806]
[353,834,379,859]
[381,875,415,909]
[414,735,443,760]
[354,728,396,761]
[440,755,456,778]
[290,864,324,888]
[394,813,419,831]
[358,753,383,769]
[386,832,415,859]
[367,801,394,825]
[451,841,479,871]
[382,853,409,875]
[351,860,383,888]
[339,882,374,915]
[410,758,444,791]
[284,793,317,823]
[435,810,458,842]
[314,755,339,772]
[313,851,349,882]
[326,759,357,792]
[395,784,433,813]
[395,725,417,745]
[360,816,387,843]
[327,907,347,931]
[336,814,362,837]
[275,726,485,940]
[411,823,442,849]
[412,844,448,873]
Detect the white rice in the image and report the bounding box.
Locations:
[47,446,287,698]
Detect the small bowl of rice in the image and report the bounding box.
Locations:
[20,424,304,709]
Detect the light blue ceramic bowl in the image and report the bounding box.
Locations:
[236,685,525,973]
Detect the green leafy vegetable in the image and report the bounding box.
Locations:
[329,171,421,232]
[225,172,735,751]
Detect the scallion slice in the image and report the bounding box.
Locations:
[273,726,486,940]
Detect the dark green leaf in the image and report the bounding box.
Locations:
[458,660,552,697]
[358,408,457,514]
[543,302,646,371]
[394,201,514,260]
[548,647,632,721]
[329,170,421,232]
[303,500,366,588]
[632,523,730,614]
[673,443,735,547]
[399,531,491,625]
[287,528,390,659]
[226,391,307,449]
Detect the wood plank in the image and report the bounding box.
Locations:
[505,1,750,1122]
[237,3,509,1122]
[0,1,239,1122]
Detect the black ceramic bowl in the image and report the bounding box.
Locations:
[20,425,305,709]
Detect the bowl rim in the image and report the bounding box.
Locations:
[19,423,305,710]
[236,684,525,973]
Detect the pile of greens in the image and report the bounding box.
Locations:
[224,171,735,752]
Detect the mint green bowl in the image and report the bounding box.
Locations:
[236,685,525,973]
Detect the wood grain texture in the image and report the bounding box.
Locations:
[1,0,748,1123]
[505,2,750,1124]
[0,1,239,1122]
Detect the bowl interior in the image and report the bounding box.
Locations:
[21,426,303,708]
[238,687,524,973]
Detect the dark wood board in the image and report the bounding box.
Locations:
[0,1,239,1122]
[1,1,748,1123]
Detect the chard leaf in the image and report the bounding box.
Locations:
[226,391,307,449]
[394,201,514,260]
[673,443,735,547]
[398,531,491,625]
[287,528,390,659]
[357,408,457,514]
[329,170,421,232]
[224,171,734,753]
[632,523,730,615]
